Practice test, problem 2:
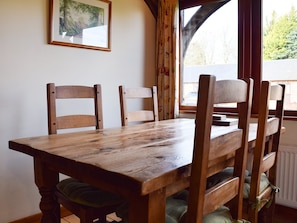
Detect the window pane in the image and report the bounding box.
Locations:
[263,0,297,110]
[181,1,238,106]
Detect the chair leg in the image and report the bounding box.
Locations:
[267,200,276,222]
[80,213,96,223]
[248,206,259,223]
[260,200,276,223]
[97,214,107,223]
[258,209,265,223]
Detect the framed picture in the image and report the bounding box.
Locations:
[49,0,111,51]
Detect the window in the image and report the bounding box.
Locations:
[263,0,297,111]
[180,1,238,108]
[179,0,297,118]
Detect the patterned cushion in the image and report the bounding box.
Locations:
[206,167,270,199]
[206,167,249,189]
[243,173,270,199]
[56,178,124,208]
[166,194,188,223]
[166,190,234,223]
[116,190,234,223]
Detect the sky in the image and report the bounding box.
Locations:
[264,0,297,17]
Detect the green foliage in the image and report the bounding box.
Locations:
[286,27,297,59]
[59,0,102,37]
[264,6,297,60]
[184,41,207,65]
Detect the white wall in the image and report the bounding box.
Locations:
[0,0,156,222]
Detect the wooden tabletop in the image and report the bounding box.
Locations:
[9,118,258,223]
[10,119,192,191]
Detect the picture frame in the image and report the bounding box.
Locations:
[49,0,111,51]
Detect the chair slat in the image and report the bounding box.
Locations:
[261,152,276,175]
[55,85,96,99]
[204,177,239,215]
[214,79,248,104]
[56,115,97,129]
[127,110,155,123]
[209,129,243,161]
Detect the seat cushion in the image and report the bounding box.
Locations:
[166,194,188,223]
[116,190,234,223]
[56,178,124,208]
[206,167,249,189]
[115,191,190,223]
[166,190,234,223]
[206,167,270,199]
[243,173,270,199]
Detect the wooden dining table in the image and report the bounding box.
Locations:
[9,118,259,223]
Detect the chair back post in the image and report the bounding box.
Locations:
[119,85,129,126]
[232,77,253,218]
[269,84,285,185]
[94,84,103,129]
[189,75,216,223]
[47,83,58,134]
[271,84,285,151]
[152,86,159,121]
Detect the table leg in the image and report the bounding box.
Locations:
[34,158,60,223]
[129,188,166,223]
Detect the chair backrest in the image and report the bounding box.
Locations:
[47,83,103,134]
[186,74,253,222]
[249,81,285,211]
[119,85,159,126]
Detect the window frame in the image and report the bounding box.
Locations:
[179,0,297,119]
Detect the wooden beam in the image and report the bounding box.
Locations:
[180,0,229,9]
[144,0,158,18]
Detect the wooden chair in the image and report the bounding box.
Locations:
[243,81,285,223]
[118,85,159,126]
[47,83,124,223]
[165,75,253,223]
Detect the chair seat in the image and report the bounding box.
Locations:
[166,190,235,223]
[207,168,270,199]
[57,178,124,208]
[115,190,238,223]
[243,173,270,199]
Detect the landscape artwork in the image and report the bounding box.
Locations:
[50,0,111,51]
[59,0,104,38]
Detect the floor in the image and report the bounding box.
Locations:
[61,213,122,223]
[61,205,296,223]
[273,205,297,223]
